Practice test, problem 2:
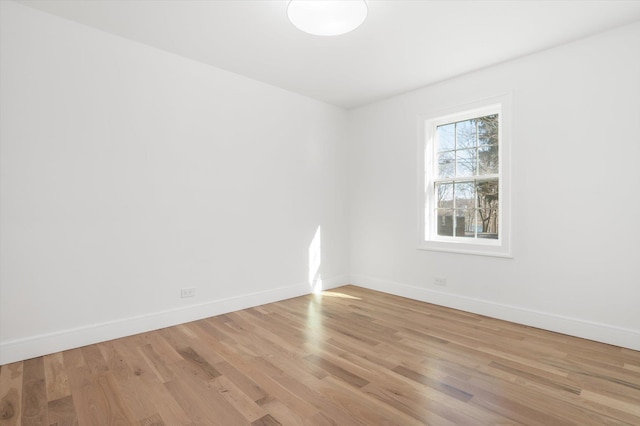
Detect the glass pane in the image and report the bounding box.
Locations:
[437,124,455,152]
[435,182,453,208]
[436,209,454,237]
[455,209,476,238]
[437,151,454,178]
[456,119,476,149]
[478,114,499,146]
[476,179,499,208]
[454,181,475,210]
[476,179,499,239]
[456,148,477,177]
[478,146,499,175]
[477,208,499,239]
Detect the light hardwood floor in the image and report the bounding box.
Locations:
[1,285,639,425]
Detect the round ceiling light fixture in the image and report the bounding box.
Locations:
[287,0,368,36]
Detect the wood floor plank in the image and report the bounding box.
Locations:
[104,339,193,426]
[81,345,109,375]
[314,375,424,426]
[163,379,222,425]
[265,367,363,426]
[392,364,474,402]
[167,360,251,425]
[240,369,320,420]
[137,343,177,384]
[133,377,192,426]
[66,366,137,426]
[251,413,282,426]
[43,352,71,402]
[21,357,48,426]
[62,349,86,371]
[139,413,165,426]
[304,355,369,388]
[360,381,474,425]
[47,395,78,426]
[2,285,639,425]
[337,351,500,425]
[212,361,268,403]
[213,374,268,423]
[0,362,23,425]
[256,400,304,425]
[99,341,162,422]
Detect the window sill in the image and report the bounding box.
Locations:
[418,240,512,258]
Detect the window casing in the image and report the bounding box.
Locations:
[419,96,511,257]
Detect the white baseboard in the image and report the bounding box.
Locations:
[350,274,640,351]
[4,274,635,365]
[0,275,347,365]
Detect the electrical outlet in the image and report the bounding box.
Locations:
[181,287,196,298]
[434,277,447,286]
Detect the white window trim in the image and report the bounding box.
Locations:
[418,94,513,258]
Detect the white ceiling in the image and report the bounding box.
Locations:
[17,0,640,109]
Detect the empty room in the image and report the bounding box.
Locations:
[1,0,639,424]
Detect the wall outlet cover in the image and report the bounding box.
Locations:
[181,288,196,298]
[434,277,447,286]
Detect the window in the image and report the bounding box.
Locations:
[419,96,511,257]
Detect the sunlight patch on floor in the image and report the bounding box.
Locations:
[318,291,361,300]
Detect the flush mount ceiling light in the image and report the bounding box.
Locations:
[287,0,368,36]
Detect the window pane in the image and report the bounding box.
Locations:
[476,179,499,239]
[437,124,455,152]
[436,182,453,208]
[436,209,467,237]
[478,145,499,175]
[437,151,454,178]
[436,209,454,236]
[456,148,477,177]
[478,114,499,146]
[476,179,499,208]
[456,119,476,149]
[456,208,476,238]
[477,208,499,239]
[454,181,475,210]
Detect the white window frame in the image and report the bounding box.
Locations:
[418,94,512,258]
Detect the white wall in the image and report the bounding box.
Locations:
[2,2,639,365]
[348,22,640,350]
[0,1,349,364]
